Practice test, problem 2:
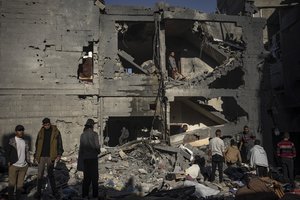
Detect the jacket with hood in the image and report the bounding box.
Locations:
[250,145,268,168]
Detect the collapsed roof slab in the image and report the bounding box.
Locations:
[163,10,265,25]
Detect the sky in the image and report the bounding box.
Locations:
[105,0,217,13]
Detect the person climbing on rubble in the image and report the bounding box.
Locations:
[249,139,269,177]
[77,118,100,199]
[6,125,30,200]
[209,129,225,185]
[277,132,296,188]
[224,139,242,167]
[34,118,64,200]
[239,125,255,164]
[119,126,129,145]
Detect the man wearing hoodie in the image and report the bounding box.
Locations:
[250,139,268,177]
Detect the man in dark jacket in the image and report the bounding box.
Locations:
[6,125,30,200]
[77,119,100,198]
[34,118,64,199]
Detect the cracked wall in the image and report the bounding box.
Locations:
[0,0,100,151]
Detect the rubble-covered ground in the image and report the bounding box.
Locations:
[0,139,300,200]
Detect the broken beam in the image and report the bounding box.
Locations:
[117,50,149,75]
[163,11,264,24]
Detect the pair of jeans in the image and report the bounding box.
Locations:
[37,157,57,195]
[281,157,294,184]
[256,165,268,177]
[211,154,224,183]
[82,159,99,198]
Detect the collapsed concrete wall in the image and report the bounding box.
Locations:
[0,1,265,150]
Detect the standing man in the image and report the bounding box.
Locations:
[6,125,30,200]
[77,119,100,199]
[34,118,64,199]
[168,51,184,80]
[209,129,225,184]
[119,126,129,145]
[277,132,296,187]
[249,139,269,177]
[239,125,255,163]
[168,51,177,79]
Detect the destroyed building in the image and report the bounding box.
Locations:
[0,1,265,155]
[217,0,300,178]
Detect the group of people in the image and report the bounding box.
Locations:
[208,126,296,187]
[6,118,100,200]
[6,120,297,199]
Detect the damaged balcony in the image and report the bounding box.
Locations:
[98,4,265,148]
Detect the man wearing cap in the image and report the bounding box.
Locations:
[77,119,100,198]
[34,118,64,199]
[6,125,30,200]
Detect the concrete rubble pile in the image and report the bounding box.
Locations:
[0,139,299,200]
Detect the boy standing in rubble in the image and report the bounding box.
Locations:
[277,132,296,187]
[6,125,30,200]
[209,129,225,184]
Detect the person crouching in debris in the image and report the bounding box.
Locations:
[249,139,269,177]
[77,119,100,199]
[34,118,64,200]
[224,139,242,167]
[209,129,225,184]
[6,125,30,200]
[119,126,129,145]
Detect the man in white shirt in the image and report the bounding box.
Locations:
[6,125,30,200]
[209,129,225,183]
[250,139,269,177]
